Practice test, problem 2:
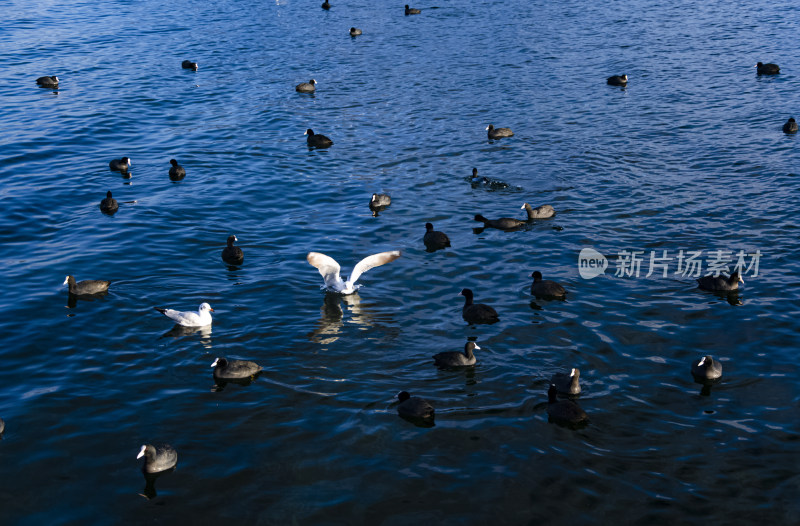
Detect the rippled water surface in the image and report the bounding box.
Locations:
[2,0,800,523]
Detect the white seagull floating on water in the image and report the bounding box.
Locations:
[307,251,401,294]
[154,302,214,327]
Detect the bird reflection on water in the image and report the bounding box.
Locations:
[160,324,213,349]
[66,291,108,309]
[308,292,398,344]
[140,469,174,500]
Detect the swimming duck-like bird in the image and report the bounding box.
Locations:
[696,271,743,292]
[530,271,567,298]
[474,213,526,230]
[36,76,59,88]
[755,62,779,75]
[307,251,401,294]
[369,193,392,216]
[63,275,110,295]
[168,159,186,180]
[305,128,333,148]
[221,235,244,265]
[433,342,479,367]
[691,355,722,380]
[423,222,451,251]
[521,202,556,219]
[397,391,434,420]
[99,191,119,215]
[607,74,628,86]
[154,302,214,327]
[109,157,132,172]
[460,288,499,324]
[547,384,587,425]
[211,357,262,381]
[296,79,317,93]
[486,124,514,139]
[137,444,178,474]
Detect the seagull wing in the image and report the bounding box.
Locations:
[163,308,202,326]
[350,251,401,286]
[307,252,344,291]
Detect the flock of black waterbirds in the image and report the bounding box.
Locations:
[27,2,781,498]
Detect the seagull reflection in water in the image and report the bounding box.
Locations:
[309,291,401,344]
[161,324,213,349]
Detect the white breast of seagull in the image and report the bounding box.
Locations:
[307,251,401,295]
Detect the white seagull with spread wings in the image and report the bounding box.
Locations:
[307,251,401,294]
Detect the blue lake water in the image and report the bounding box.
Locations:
[2,0,800,523]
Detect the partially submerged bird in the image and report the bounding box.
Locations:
[36,76,59,88]
[486,124,514,139]
[296,79,317,93]
[470,167,508,189]
[307,251,401,294]
[99,191,118,215]
[305,128,333,148]
[397,391,434,420]
[783,118,798,134]
[696,272,743,292]
[168,159,186,180]
[551,368,581,395]
[350,27,362,36]
[423,222,451,251]
[212,357,262,381]
[369,193,391,216]
[521,202,556,219]
[154,302,214,327]
[755,62,779,75]
[181,60,198,71]
[109,157,132,172]
[321,0,330,9]
[607,74,628,86]
[547,384,587,425]
[691,355,722,380]
[404,4,421,14]
[137,444,178,474]
[63,275,110,295]
[460,288,499,324]
[433,342,479,367]
[221,235,244,265]
[530,271,566,298]
[474,213,525,230]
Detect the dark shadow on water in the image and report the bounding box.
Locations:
[693,376,720,397]
[530,294,568,305]
[110,168,132,180]
[66,291,108,309]
[140,468,175,500]
[547,415,589,430]
[696,288,743,306]
[369,205,389,217]
[212,371,262,392]
[224,263,243,273]
[397,413,435,428]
